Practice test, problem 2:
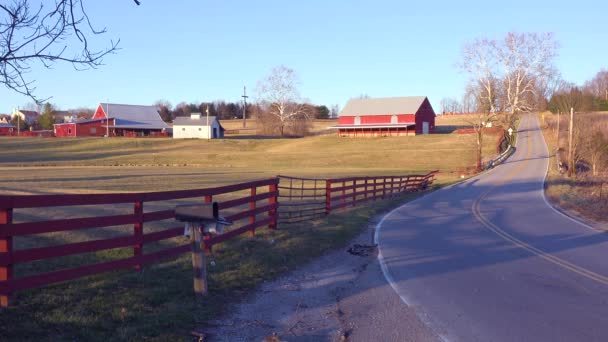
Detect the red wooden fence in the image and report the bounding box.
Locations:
[325,171,437,214]
[0,178,279,307]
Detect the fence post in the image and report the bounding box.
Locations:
[352,180,357,207]
[0,208,13,307]
[374,178,378,200]
[391,176,395,196]
[133,201,143,271]
[382,177,387,198]
[250,186,257,236]
[341,181,346,210]
[268,182,278,230]
[364,178,369,202]
[325,179,332,215]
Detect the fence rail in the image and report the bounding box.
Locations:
[278,171,437,224]
[0,178,279,307]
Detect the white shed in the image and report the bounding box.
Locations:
[172,113,225,139]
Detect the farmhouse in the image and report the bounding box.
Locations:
[11,110,39,126]
[54,103,170,137]
[333,96,436,137]
[0,123,15,136]
[172,113,225,139]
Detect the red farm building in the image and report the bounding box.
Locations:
[333,96,436,137]
[0,123,15,136]
[54,103,170,137]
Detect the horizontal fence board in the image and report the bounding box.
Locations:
[219,191,277,210]
[207,218,272,246]
[0,244,190,294]
[142,227,184,244]
[2,235,138,265]
[0,213,137,237]
[0,178,279,209]
[225,203,277,222]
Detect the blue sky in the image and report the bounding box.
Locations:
[1,0,606,112]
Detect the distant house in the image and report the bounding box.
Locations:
[54,103,170,137]
[0,123,15,136]
[333,96,436,137]
[0,114,10,124]
[173,113,225,139]
[12,110,39,125]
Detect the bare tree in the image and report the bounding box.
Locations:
[581,123,608,176]
[256,65,311,136]
[498,32,559,123]
[465,110,498,171]
[583,69,608,100]
[460,38,500,114]
[0,0,139,102]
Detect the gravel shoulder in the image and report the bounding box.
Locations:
[203,216,439,342]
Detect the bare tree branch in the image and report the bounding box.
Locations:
[0,0,136,103]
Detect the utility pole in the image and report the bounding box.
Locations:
[568,107,574,177]
[106,101,110,138]
[556,110,560,149]
[242,86,248,128]
[206,105,210,140]
[16,108,20,136]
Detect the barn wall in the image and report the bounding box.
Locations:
[415,98,436,134]
[360,115,392,124]
[76,120,112,137]
[337,127,415,138]
[0,127,14,136]
[92,105,106,120]
[338,116,355,125]
[398,114,416,123]
[54,123,76,137]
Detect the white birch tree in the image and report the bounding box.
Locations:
[256,65,310,136]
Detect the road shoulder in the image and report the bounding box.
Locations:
[203,215,439,342]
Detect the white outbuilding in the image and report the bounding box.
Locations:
[172,113,225,139]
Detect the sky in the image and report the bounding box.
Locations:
[1,0,606,113]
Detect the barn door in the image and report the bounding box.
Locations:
[422,121,429,134]
[355,116,361,125]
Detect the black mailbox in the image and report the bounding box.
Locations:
[175,203,219,224]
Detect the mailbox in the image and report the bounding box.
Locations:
[175,202,232,298]
[175,202,232,235]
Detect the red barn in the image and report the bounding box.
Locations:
[0,123,15,136]
[334,96,436,137]
[93,103,169,137]
[54,118,115,137]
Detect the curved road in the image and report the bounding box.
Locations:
[377,113,608,341]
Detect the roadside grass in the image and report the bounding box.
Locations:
[0,121,496,339]
[0,190,426,341]
[538,112,608,223]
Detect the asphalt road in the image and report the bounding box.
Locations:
[377,113,608,342]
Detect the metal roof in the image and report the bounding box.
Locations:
[99,103,169,130]
[340,96,428,116]
[172,115,223,127]
[331,123,415,129]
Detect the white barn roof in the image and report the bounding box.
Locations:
[340,96,428,116]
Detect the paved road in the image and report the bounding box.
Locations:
[377,113,608,341]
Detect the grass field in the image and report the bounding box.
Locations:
[0,117,499,340]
